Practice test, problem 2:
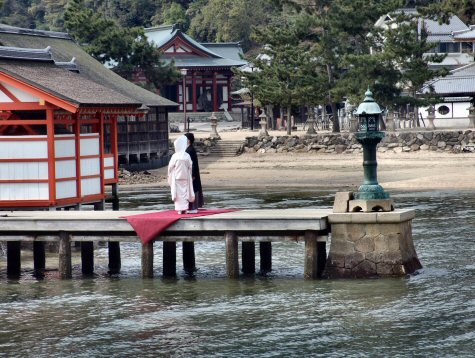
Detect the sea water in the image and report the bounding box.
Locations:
[0,189,473,357]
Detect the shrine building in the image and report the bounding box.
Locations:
[0,24,178,171]
[145,24,247,113]
[0,22,181,210]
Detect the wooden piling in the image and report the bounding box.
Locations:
[58,231,72,279]
[93,200,105,211]
[108,242,121,274]
[241,241,255,275]
[182,241,196,275]
[304,231,318,280]
[81,241,94,275]
[225,231,239,278]
[7,241,21,277]
[259,241,272,273]
[163,242,177,277]
[108,183,121,275]
[317,240,327,278]
[33,241,45,275]
[111,183,120,211]
[141,242,154,278]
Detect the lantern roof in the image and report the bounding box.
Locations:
[355,88,382,115]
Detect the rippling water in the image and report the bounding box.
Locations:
[0,189,474,357]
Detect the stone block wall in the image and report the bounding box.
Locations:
[325,211,422,278]
[243,130,475,154]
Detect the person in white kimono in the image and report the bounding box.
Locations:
[168,135,195,214]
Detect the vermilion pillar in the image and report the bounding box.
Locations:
[212,71,218,112]
[227,75,232,111]
[46,108,56,204]
[192,72,197,112]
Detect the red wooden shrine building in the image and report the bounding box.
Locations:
[0,45,142,209]
[145,24,247,113]
[0,24,178,171]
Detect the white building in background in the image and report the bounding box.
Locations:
[375,9,474,70]
[420,63,475,128]
[376,9,475,128]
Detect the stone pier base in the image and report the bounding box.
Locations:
[324,210,422,278]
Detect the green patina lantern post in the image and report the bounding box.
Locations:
[353,88,390,201]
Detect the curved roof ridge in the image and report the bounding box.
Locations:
[0,45,53,62]
[201,42,242,46]
[0,23,72,40]
[180,31,222,58]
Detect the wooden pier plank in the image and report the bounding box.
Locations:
[0,209,330,236]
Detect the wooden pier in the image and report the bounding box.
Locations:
[0,209,330,280]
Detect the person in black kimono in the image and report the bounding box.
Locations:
[184,133,204,213]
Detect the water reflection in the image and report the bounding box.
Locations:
[0,189,474,357]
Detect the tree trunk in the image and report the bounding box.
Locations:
[280,107,284,130]
[331,102,340,133]
[287,106,292,135]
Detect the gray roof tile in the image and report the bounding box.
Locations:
[0,24,177,107]
[0,59,140,106]
[145,25,221,58]
[164,55,247,68]
[423,63,475,95]
[201,43,244,61]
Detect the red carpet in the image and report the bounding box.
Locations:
[123,209,237,244]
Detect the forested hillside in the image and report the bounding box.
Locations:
[0,0,280,51]
[1,0,474,53]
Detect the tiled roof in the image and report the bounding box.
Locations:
[426,34,453,43]
[144,24,178,48]
[145,25,221,58]
[0,24,177,107]
[163,55,247,68]
[0,60,140,106]
[453,25,475,40]
[201,43,244,61]
[422,63,475,95]
[420,15,468,35]
[443,96,471,102]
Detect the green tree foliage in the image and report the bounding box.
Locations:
[152,2,188,30]
[97,0,157,28]
[64,0,179,90]
[188,0,277,51]
[239,17,326,134]
[0,0,35,28]
[341,8,447,110]
[272,0,403,132]
[418,0,475,24]
[380,11,447,107]
[41,0,68,30]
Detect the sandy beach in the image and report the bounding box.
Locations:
[141,129,475,192]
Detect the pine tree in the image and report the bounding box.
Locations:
[64,0,179,91]
[239,18,326,134]
[273,0,404,132]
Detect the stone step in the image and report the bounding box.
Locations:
[208,140,245,157]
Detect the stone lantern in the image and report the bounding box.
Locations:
[349,88,393,212]
[385,111,396,131]
[426,105,436,130]
[306,106,317,134]
[258,109,269,138]
[209,112,221,139]
[468,103,475,128]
